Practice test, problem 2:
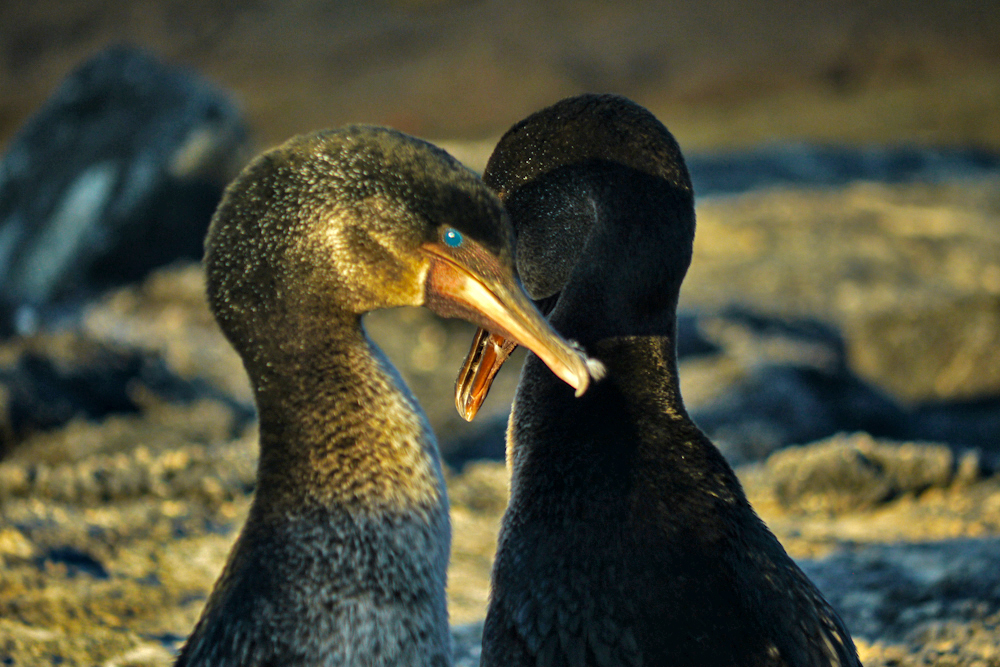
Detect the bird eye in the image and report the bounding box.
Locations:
[443,228,464,248]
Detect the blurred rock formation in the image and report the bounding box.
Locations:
[0,45,247,332]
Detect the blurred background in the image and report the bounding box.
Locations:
[3,0,1000,153]
[2,2,1000,665]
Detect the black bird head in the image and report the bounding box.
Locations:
[456,95,694,419]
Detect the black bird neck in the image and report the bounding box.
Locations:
[506,161,693,348]
[511,333,706,476]
[248,312,445,519]
[505,160,703,486]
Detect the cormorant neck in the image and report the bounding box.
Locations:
[511,163,692,347]
[509,332,730,503]
[590,334,688,420]
[247,314,444,518]
[543,216,686,348]
[548,276,682,349]
[518,332,688,428]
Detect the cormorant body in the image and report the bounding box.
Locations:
[177,126,594,666]
[456,95,861,667]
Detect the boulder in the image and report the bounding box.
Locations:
[0,45,247,329]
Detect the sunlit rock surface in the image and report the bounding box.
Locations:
[1,175,1000,665]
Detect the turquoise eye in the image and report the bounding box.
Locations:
[443,228,463,248]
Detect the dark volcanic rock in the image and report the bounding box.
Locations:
[0,45,247,325]
[913,396,1000,453]
[0,332,251,460]
[683,309,906,463]
[766,432,989,514]
[690,363,905,463]
[688,144,1000,196]
[803,538,1000,643]
[682,308,1000,462]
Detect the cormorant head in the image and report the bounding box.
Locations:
[203,125,595,396]
[456,95,693,419]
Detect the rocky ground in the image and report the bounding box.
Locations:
[2,173,1000,665]
[2,1,1000,665]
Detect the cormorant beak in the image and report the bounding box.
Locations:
[420,242,594,421]
[454,326,517,421]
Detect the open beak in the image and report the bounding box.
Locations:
[454,327,517,421]
[421,242,594,421]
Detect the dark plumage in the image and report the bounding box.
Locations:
[456,95,862,667]
[177,126,595,666]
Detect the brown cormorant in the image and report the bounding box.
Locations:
[176,125,596,666]
[456,95,862,667]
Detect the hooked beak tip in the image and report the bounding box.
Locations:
[586,357,607,383]
[568,354,604,397]
[559,339,604,397]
